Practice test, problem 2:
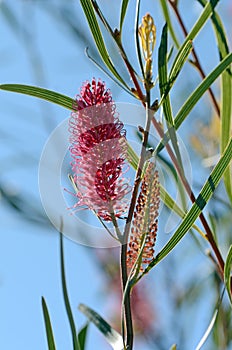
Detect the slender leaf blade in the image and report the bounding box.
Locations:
[197,0,229,60]
[158,24,174,127]
[0,84,74,110]
[158,24,183,169]
[60,232,80,350]
[158,24,169,99]
[207,0,232,203]
[80,0,127,86]
[168,39,192,90]
[220,62,232,203]
[159,0,179,48]
[85,48,133,96]
[181,0,219,47]
[41,297,56,350]
[135,0,144,78]
[224,245,232,304]
[120,0,129,31]
[78,303,124,350]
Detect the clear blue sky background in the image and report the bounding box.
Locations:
[0,1,231,350]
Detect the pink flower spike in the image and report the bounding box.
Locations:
[69,78,131,221]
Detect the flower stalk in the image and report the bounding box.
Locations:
[121,92,153,349]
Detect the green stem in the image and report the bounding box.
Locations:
[110,210,123,241]
[120,243,133,348]
[121,93,152,349]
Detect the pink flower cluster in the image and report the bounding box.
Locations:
[69,79,130,220]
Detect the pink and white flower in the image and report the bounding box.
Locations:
[69,78,131,220]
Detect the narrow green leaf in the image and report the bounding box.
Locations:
[145,137,232,270]
[156,52,232,153]
[80,0,127,87]
[158,24,184,170]
[158,25,173,126]
[180,0,219,48]
[78,323,89,350]
[158,26,174,127]
[168,39,192,91]
[158,31,192,100]
[41,297,56,350]
[159,0,180,48]
[197,0,229,59]
[158,24,169,98]
[198,0,232,204]
[135,0,144,78]
[224,245,232,304]
[78,303,124,350]
[60,232,80,350]
[85,48,133,97]
[0,84,74,110]
[220,60,232,203]
[120,0,129,32]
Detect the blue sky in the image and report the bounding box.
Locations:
[0,1,231,349]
